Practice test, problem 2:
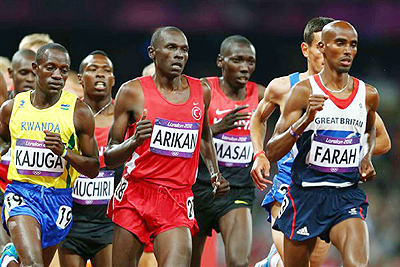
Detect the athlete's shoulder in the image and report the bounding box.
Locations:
[363,81,379,110]
[253,82,266,101]
[116,78,143,100]
[267,75,292,96]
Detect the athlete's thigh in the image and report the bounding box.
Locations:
[8,215,44,266]
[270,201,285,259]
[92,244,112,267]
[309,238,330,267]
[219,207,252,254]
[284,236,316,267]
[113,225,144,267]
[190,234,207,267]
[58,247,86,267]
[43,245,60,267]
[329,218,369,266]
[153,226,192,267]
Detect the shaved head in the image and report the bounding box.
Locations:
[11,49,36,68]
[321,20,358,43]
[150,26,186,48]
[220,35,254,56]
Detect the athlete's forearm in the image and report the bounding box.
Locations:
[250,113,267,154]
[104,138,138,169]
[64,152,100,178]
[200,127,220,177]
[267,114,311,162]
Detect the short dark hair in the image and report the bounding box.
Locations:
[79,50,110,73]
[150,26,185,47]
[35,43,69,65]
[220,35,253,56]
[11,49,36,67]
[303,17,335,45]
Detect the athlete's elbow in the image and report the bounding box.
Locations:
[86,160,100,178]
[374,140,391,155]
[266,143,279,162]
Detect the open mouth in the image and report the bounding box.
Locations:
[94,81,107,90]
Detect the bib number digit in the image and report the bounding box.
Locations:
[186,196,194,220]
[56,205,72,229]
[114,178,128,202]
[4,193,26,212]
[278,196,289,219]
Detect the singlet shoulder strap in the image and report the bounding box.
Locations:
[289,72,300,88]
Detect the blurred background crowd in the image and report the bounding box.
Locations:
[1,0,399,266]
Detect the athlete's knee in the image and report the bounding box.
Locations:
[226,253,249,267]
[19,259,45,267]
[342,254,368,267]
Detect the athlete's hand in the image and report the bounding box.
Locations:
[132,109,153,146]
[211,173,230,197]
[359,157,376,182]
[250,154,272,190]
[212,105,251,135]
[305,94,328,123]
[43,130,64,156]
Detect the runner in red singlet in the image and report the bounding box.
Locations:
[191,35,265,267]
[105,26,229,267]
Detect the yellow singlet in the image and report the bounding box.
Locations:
[8,90,80,188]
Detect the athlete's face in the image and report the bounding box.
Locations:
[149,30,189,78]
[319,22,358,73]
[79,54,114,100]
[9,55,35,94]
[218,42,256,88]
[302,32,324,75]
[33,49,70,95]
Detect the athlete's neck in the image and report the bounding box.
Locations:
[30,88,62,109]
[83,95,113,114]
[152,72,187,92]
[219,77,247,101]
[319,68,350,92]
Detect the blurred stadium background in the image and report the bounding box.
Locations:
[1,0,399,266]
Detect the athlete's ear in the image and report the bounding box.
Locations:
[216,54,223,68]
[7,67,13,79]
[301,42,309,58]
[318,41,325,53]
[32,62,38,75]
[77,74,83,87]
[148,46,155,60]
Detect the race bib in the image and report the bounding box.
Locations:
[150,118,199,158]
[186,196,194,220]
[72,170,115,205]
[14,139,65,177]
[56,205,72,229]
[114,178,128,202]
[213,134,253,167]
[4,193,26,212]
[308,134,360,173]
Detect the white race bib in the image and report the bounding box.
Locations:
[150,118,199,158]
[14,139,65,177]
[213,134,253,167]
[308,134,360,173]
[72,170,115,205]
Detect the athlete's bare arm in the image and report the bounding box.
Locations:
[0,72,7,107]
[0,100,14,144]
[374,113,391,155]
[105,80,152,169]
[250,77,289,190]
[266,80,327,162]
[44,100,100,178]
[200,81,229,197]
[359,84,379,182]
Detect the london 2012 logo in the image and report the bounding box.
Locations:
[192,106,202,121]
